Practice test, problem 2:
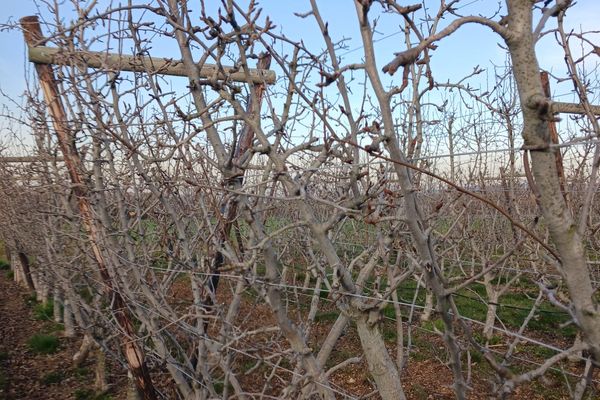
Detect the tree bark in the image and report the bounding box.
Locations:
[17,252,35,291]
[504,0,600,360]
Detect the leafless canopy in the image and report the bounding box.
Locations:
[1,1,600,399]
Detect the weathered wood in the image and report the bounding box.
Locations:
[17,252,35,292]
[28,45,276,84]
[541,71,567,199]
[208,53,272,308]
[21,15,158,400]
[553,101,600,115]
[506,0,600,363]
[0,156,63,163]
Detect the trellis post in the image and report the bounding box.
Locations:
[20,15,158,400]
[19,14,276,400]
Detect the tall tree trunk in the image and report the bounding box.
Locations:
[504,0,600,360]
[354,2,467,397]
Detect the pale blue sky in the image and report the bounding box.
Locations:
[0,0,598,154]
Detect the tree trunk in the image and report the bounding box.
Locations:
[483,297,499,340]
[11,253,23,286]
[421,289,434,322]
[505,0,600,360]
[356,313,406,400]
[18,252,35,291]
[63,298,76,337]
[94,349,109,393]
[53,286,62,323]
[73,333,93,368]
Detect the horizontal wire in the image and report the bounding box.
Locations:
[137,265,586,360]
[37,253,358,397]
[128,266,599,385]
[116,287,359,399]
[25,251,597,393]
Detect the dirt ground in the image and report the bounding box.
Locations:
[0,273,125,400]
[0,271,592,400]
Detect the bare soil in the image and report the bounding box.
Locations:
[1,272,596,399]
[0,273,125,400]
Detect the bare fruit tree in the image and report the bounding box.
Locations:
[1,0,599,399]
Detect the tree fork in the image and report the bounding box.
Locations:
[20,16,158,400]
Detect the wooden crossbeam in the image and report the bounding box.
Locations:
[0,156,63,163]
[28,46,276,85]
[552,101,600,116]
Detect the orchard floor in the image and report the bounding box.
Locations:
[0,273,125,400]
[0,270,593,399]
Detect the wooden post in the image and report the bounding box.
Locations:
[20,16,158,400]
[524,71,600,206]
[541,71,567,200]
[208,53,272,303]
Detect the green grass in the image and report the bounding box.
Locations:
[213,380,233,396]
[469,349,483,364]
[34,300,54,321]
[318,284,330,299]
[471,331,502,346]
[43,322,65,334]
[0,370,7,394]
[396,280,427,307]
[451,292,489,322]
[393,278,575,338]
[73,389,112,400]
[421,318,445,333]
[324,348,354,369]
[409,333,438,361]
[27,334,60,354]
[74,389,95,400]
[294,272,307,282]
[314,311,339,323]
[530,345,557,359]
[78,287,94,304]
[0,259,9,270]
[23,293,37,307]
[527,370,572,400]
[381,324,397,341]
[382,305,396,319]
[4,270,13,280]
[41,370,64,385]
[74,367,90,376]
[411,383,429,400]
[240,359,257,373]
